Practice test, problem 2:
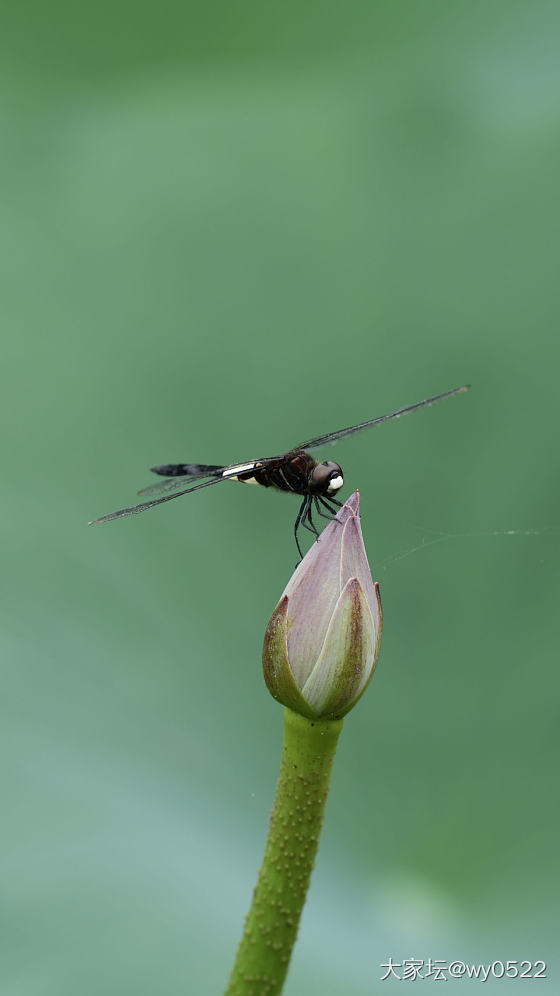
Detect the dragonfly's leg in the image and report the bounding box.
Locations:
[314,496,341,524]
[324,496,343,510]
[294,497,307,561]
[319,497,343,517]
[300,501,315,535]
[301,498,320,539]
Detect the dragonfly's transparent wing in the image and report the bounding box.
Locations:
[89,474,230,525]
[295,385,470,451]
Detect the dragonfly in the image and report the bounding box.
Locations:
[89,385,469,558]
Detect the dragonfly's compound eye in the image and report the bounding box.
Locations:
[326,468,344,494]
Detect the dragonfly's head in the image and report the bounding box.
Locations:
[309,461,344,497]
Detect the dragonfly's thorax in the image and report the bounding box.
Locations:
[240,450,317,495]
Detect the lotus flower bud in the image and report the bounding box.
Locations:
[263,491,382,719]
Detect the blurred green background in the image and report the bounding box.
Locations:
[2,1,559,993]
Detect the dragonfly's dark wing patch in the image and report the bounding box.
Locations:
[295,385,470,451]
[150,462,224,478]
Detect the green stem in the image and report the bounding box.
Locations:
[226,708,343,996]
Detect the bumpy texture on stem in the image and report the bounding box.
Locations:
[226,708,343,996]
